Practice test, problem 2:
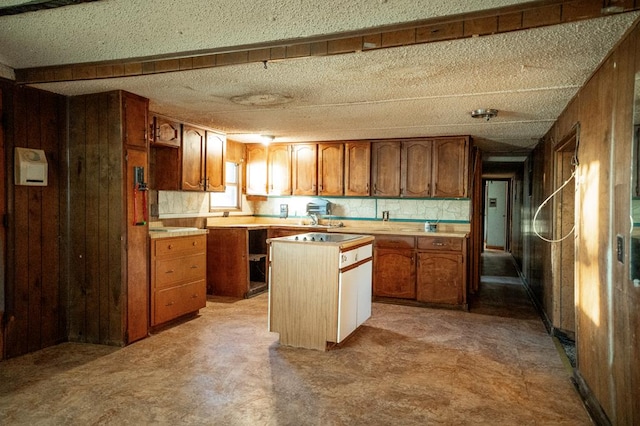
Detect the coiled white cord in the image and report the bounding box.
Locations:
[532,168,577,243]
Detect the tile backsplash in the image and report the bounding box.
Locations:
[158,189,470,223]
[157,191,252,218]
[251,196,470,223]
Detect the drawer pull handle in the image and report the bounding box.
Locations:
[165,301,174,306]
[191,294,198,298]
[166,269,175,273]
[432,242,445,246]
[190,265,198,269]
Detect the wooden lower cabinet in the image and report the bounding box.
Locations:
[150,234,207,326]
[207,227,268,298]
[373,248,416,299]
[373,234,467,308]
[416,253,464,305]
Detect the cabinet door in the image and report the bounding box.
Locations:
[123,92,149,149]
[338,267,359,343]
[416,252,463,304]
[181,125,205,191]
[344,142,370,196]
[268,144,292,195]
[245,144,267,195]
[207,228,249,297]
[318,143,344,196]
[402,140,432,197]
[205,131,226,192]
[291,144,317,195]
[432,137,468,198]
[152,115,181,147]
[373,248,415,298]
[371,141,401,197]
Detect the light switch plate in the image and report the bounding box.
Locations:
[280,204,288,219]
[616,234,624,263]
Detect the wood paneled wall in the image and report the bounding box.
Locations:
[67,92,126,346]
[522,21,640,425]
[0,82,66,359]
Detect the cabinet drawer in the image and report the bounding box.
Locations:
[154,235,206,257]
[340,243,373,269]
[374,235,415,249]
[155,253,206,289]
[153,280,206,325]
[417,236,463,252]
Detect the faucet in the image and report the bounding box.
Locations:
[309,213,318,226]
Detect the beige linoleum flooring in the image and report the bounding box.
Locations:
[0,252,589,425]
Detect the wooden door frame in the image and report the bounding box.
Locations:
[482,177,513,252]
[551,128,578,338]
[0,87,4,361]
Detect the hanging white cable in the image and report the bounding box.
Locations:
[532,168,577,243]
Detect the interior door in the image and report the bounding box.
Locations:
[485,180,508,250]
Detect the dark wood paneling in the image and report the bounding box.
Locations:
[67,90,148,347]
[523,20,640,424]
[2,84,66,359]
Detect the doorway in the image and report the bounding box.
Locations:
[484,180,509,251]
[553,134,577,337]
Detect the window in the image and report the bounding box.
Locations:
[210,162,241,210]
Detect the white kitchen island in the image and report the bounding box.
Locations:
[267,233,374,351]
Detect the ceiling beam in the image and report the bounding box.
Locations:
[14,0,640,84]
[0,0,99,17]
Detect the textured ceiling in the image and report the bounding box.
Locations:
[1,1,639,156]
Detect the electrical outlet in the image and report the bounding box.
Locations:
[382,211,390,221]
[616,234,624,263]
[280,204,288,219]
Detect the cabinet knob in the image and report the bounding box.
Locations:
[165,301,174,306]
[167,244,173,249]
[166,269,175,273]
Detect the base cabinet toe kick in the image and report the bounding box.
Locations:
[267,234,374,351]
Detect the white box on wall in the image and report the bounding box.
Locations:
[14,147,48,186]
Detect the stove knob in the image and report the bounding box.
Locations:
[303,237,308,241]
[310,236,316,241]
[294,236,299,240]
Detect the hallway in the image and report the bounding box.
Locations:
[0,254,590,425]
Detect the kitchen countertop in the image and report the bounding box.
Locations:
[267,233,374,250]
[206,222,467,238]
[149,227,209,239]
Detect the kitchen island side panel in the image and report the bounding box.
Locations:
[269,242,339,350]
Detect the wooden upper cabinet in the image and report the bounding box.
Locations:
[123,92,149,149]
[402,140,433,197]
[245,144,268,195]
[344,142,370,196]
[371,141,401,197]
[432,137,469,198]
[181,125,206,191]
[151,115,181,148]
[292,144,317,195]
[318,143,344,196]
[268,144,292,195]
[205,131,226,192]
